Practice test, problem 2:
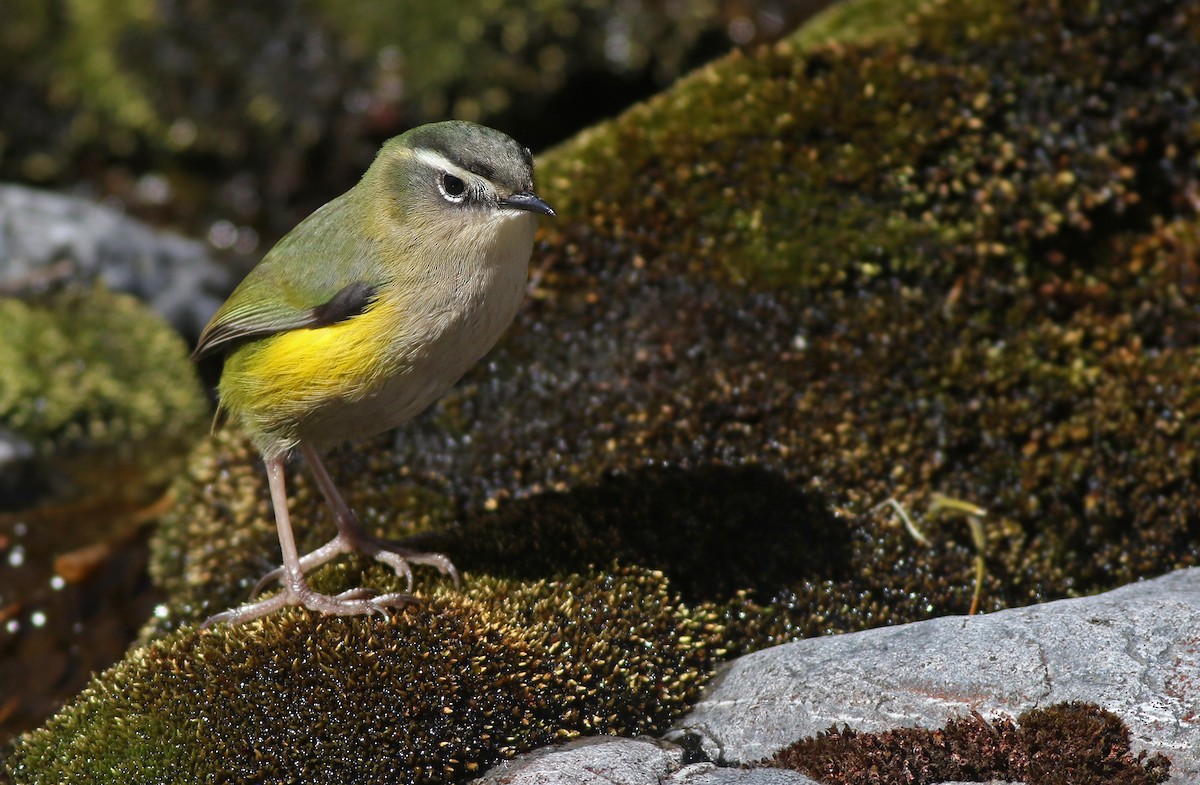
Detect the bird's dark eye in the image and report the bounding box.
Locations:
[441,173,466,199]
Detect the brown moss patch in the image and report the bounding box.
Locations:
[758,702,1171,785]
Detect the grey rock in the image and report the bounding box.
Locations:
[0,184,230,336]
[472,572,1198,783]
[0,427,34,467]
[474,737,681,784]
[473,737,822,785]
[677,567,1200,780]
[667,763,821,784]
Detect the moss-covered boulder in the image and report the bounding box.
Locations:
[0,286,207,510]
[7,0,1200,780]
[7,568,718,783]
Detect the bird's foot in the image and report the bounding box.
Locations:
[202,584,418,628]
[247,530,460,599]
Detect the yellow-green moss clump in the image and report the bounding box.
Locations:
[7,567,720,783]
[539,0,1191,289]
[0,286,207,508]
[8,0,1200,780]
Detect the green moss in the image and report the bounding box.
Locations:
[790,0,929,50]
[60,0,160,135]
[150,0,1200,648]
[8,567,720,783]
[537,0,1193,290]
[313,0,725,122]
[0,286,207,507]
[149,430,850,627]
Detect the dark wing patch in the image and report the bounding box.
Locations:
[309,281,378,328]
[192,281,378,360]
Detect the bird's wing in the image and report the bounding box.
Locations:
[192,279,379,360]
[192,193,388,360]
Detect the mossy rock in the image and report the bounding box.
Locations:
[8,0,1200,780]
[0,284,207,751]
[539,0,1195,291]
[0,285,207,511]
[7,567,719,783]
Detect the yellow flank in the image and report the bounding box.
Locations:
[219,295,401,425]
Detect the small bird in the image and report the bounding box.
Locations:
[193,121,554,627]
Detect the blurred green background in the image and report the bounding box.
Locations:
[0,0,826,265]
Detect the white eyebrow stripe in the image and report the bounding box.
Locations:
[412,147,472,179]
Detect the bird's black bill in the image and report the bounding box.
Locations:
[500,192,556,216]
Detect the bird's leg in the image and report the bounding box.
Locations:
[304,444,462,584]
[246,444,460,599]
[202,455,418,628]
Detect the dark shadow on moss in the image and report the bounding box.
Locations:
[440,464,848,604]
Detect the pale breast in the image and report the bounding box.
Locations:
[294,211,535,450]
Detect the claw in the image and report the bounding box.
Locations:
[248,566,285,599]
[246,530,458,601]
[208,448,457,627]
[372,551,416,592]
